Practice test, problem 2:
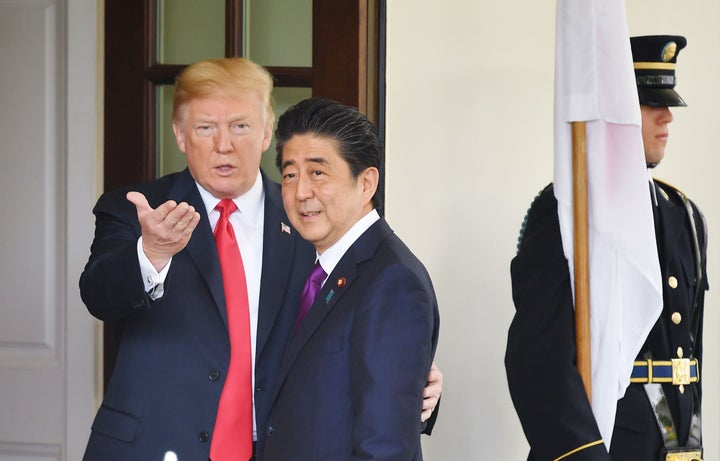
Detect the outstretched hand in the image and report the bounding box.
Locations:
[422,361,443,422]
[126,191,201,271]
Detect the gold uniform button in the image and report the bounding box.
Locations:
[671,312,682,325]
[679,384,685,394]
[677,346,684,358]
[668,276,678,289]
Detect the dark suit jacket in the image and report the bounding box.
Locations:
[505,183,707,461]
[80,169,315,460]
[257,218,440,461]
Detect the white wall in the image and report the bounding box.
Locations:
[385,1,720,459]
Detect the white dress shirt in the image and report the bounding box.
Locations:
[315,209,380,282]
[138,171,265,437]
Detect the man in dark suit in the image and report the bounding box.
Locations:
[80,58,441,461]
[505,36,707,460]
[257,98,440,461]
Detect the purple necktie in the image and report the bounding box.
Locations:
[294,261,327,332]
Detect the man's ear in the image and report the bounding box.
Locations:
[172,121,187,154]
[360,167,379,205]
[261,120,274,153]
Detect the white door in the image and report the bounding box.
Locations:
[0,0,99,460]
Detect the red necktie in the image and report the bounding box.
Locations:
[294,261,327,332]
[210,199,253,461]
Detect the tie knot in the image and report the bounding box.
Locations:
[309,262,327,284]
[215,199,238,219]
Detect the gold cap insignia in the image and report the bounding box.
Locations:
[662,41,677,62]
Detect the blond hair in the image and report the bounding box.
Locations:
[173,57,275,125]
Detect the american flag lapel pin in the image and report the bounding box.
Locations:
[281,222,291,234]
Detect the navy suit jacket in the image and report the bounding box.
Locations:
[258,218,440,461]
[80,169,315,460]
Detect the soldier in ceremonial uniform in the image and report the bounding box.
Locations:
[505,35,708,460]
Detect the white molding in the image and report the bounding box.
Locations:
[0,0,62,369]
[0,441,61,460]
[0,0,54,8]
[65,0,100,459]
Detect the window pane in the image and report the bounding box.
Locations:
[157,0,225,64]
[263,87,312,182]
[157,85,186,178]
[246,0,312,67]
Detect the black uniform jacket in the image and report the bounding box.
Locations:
[505,182,707,461]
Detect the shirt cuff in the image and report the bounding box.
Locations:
[137,237,171,300]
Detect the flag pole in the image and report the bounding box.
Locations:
[572,120,592,402]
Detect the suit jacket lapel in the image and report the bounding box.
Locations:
[271,218,394,401]
[289,254,358,350]
[655,182,685,267]
[256,173,297,356]
[169,169,228,327]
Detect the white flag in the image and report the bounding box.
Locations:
[553,0,663,447]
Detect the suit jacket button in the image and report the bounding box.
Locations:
[132,298,146,310]
[209,370,220,381]
[266,425,274,436]
[199,431,209,443]
[672,312,682,325]
[256,385,264,392]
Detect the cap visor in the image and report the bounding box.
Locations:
[638,88,687,107]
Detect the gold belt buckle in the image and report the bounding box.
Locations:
[665,450,702,461]
[672,358,691,385]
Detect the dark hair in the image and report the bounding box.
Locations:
[275,97,383,209]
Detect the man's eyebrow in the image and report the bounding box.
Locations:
[229,114,250,122]
[280,158,296,171]
[280,156,329,171]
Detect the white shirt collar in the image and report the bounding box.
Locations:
[317,209,380,280]
[647,168,658,207]
[196,170,265,221]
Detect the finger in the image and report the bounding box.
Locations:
[155,200,179,222]
[428,361,442,382]
[127,192,179,224]
[177,211,202,240]
[182,211,202,235]
[425,362,443,398]
[174,206,198,230]
[126,191,151,213]
[421,393,438,423]
[423,379,441,398]
[164,202,197,227]
[422,393,438,408]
